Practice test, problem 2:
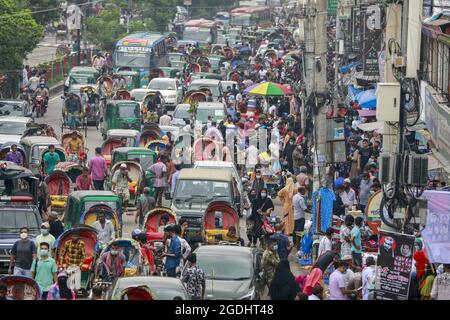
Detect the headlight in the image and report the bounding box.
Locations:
[238,288,255,300]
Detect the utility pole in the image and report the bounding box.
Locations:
[304,0,315,99]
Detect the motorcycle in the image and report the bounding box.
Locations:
[33,95,45,117]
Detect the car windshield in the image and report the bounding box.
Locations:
[174,180,231,206]
[196,107,224,122]
[127,153,154,168]
[197,254,252,280]
[148,80,175,91]
[188,83,220,97]
[112,281,187,300]
[173,107,190,119]
[118,105,139,118]
[0,103,23,116]
[0,121,27,135]
[70,76,94,85]
[0,209,40,233]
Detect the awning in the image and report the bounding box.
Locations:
[357,121,384,132]
[358,109,376,117]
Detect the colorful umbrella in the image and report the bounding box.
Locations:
[248,82,292,96]
[243,81,266,94]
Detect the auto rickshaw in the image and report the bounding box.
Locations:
[146,139,167,155]
[98,238,141,277]
[110,147,157,195]
[45,169,72,214]
[60,130,88,165]
[20,136,64,175]
[80,85,101,128]
[54,225,100,296]
[63,191,122,230]
[183,90,208,104]
[80,204,121,238]
[0,142,26,162]
[139,123,161,147]
[108,161,144,206]
[142,91,166,119]
[97,75,114,99]
[102,137,123,168]
[119,285,155,300]
[61,93,87,136]
[0,161,39,203]
[113,70,141,91]
[144,207,176,242]
[100,100,141,138]
[55,161,84,183]
[106,129,140,147]
[113,89,132,100]
[0,276,41,300]
[203,201,240,244]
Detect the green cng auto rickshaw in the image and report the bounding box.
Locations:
[159,67,181,78]
[20,136,66,175]
[112,71,141,91]
[100,100,141,137]
[63,191,123,232]
[110,147,157,196]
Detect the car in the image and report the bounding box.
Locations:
[172,103,191,127]
[63,66,100,95]
[0,100,32,118]
[107,276,190,300]
[188,79,223,100]
[0,116,33,145]
[187,245,262,300]
[194,160,243,194]
[147,78,183,109]
[195,102,226,125]
[0,200,41,274]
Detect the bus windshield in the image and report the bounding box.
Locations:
[115,52,150,68]
[183,29,211,43]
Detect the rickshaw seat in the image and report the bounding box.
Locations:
[205,229,229,243]
[146,231,164,242]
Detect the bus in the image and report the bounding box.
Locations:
[229,6,271,27]
[114,32,168,87]
[182,19,218,47]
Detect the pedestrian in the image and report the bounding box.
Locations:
[59,230,85,291]
[31,242,58,299]
[170,164,181,197]
[248,188,274,247]
[341,178,357,209]
[159,110,172,126]
[93,211,116,245]
[98,241,126,282]
[303,268,323,296]
[0,282,12,300]
[8,227,37,277]
[112,163,132,212]
[312,243,341,273]
[328,261,358,300]
[6,144,23,166]
[361,256,376,300]
[318,227,333,258]
[277,177,295,236]
[136,233,155,276]
[182,253,206,300]
[35,222,55,258]
[358,139,372,173]
[358,172,373,213]
[269,259,300,300]
[48,211,64,239]
[47,271,76,300]
[270,224,293,260]
[36,174,50,218]
[292,186,308,247]
[296,166,309,190]
[350,217,363,267]
[340,215,354,258]
[292,145,304,176]
[308,286,324,300]
[89,147,108,190]
[261,237,280,294]
[333,185,346,216]
[91,286,103,300]
[163,225,181,277]
[75,167,94,190]
[431,264,450,300]
[135,187,156,228]
[173,224,191,267]
[43,145,61,176]
[148,155,168,207]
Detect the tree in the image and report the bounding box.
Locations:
[84,6,126,51]
[21,0,61,26]
[0,0,43,72]
[137,0,177,33]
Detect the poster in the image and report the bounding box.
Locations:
[422,191,450,263]
[365,190,382,235]
[375,230,415,300]
[361,4,383,76]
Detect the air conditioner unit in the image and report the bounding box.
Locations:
[379,153,397,184]
[407,154,428,186]
[376,83,401,122]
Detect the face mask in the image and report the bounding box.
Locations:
[20,232,28,240]
[256,175,261,179]
[272,245,278,251]
[40,249,48,256]
[41,229,49,235]
[261,193,267,198]
[110,250,118,256]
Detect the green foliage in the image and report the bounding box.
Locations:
[137,0,177,33]
[0,0,44,71]
[22,0,61,26]
[84,6,126,51]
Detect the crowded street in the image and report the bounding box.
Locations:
[1,0,450,305]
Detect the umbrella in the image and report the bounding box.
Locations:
[243,81,266,94]
[248,82,292,96]
[355,89,376,109]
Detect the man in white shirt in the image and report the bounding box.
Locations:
[362,256,376,300]
[293,187,308,246]
[318,227,333,258]
[93,212,116,245]
[159,110,172,126]
[22,66,29,87]
[340,178,356,208]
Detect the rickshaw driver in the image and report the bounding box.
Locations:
[112,163,132,213]
[97,242,126,282]
[67,131,83,162]
[43,144,61,176]
[93,212,116,247]
[64,93,82,129]
[59,230,85,292]
[215,226,245,246]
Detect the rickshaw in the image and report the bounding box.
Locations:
[113,70,141,91]
[146,139,167,155]
[183,90,208,104]
[63,191,122,230]
[80,85,101,128]
[0,142,26,162]
[100,100,142,138]
[54,225,100,296]
[61,93,87,136]
[223,47,234,60]
[97,75,114,99]
[203,201,240,244]
[144,207,176,242]
[150,68,165,80]
[45,169,72,214]
[80,204,121,238]
[139,125,161,147]
[110,147,157,195]
[119,285,155,300]
[22,123,57,138]
[55,161,84,183]
[0,276,41,300]
[102,137,123,168]
[186,63,201,73]
[193,137,222,162]
[108,161,144,206]
[98,238,141,277]
[142,91,166,119]
[113,89,132,100]
[20,136,64,175]
[60,130,88,165]
[106,129,140,147]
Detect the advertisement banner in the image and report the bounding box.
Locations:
[365,190,382,235]
[375,230,415,300]
[422,191,450,263]
[361,4,383,76]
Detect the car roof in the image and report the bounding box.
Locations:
[0,99,26,105]
[115,276,185,292]
[194,160,236,169]
[20,136,60,144]
[178,168,232,181]
[196,245,254,257]
[107,129,140,137]
[149,77,176,82]
[189,79,221,85]
[0,116,32,123]
[197,102,225,109]
[131,89,154,94]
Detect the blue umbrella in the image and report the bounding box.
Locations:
[356,89,377,109]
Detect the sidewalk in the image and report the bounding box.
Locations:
[25,35,70,67]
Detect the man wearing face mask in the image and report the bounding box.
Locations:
[59,231,85,291]
[98,242,126,282]
[8,227,37,277]
[250,168,266,201]
[31,242,58,299]
[35,222,55,258]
